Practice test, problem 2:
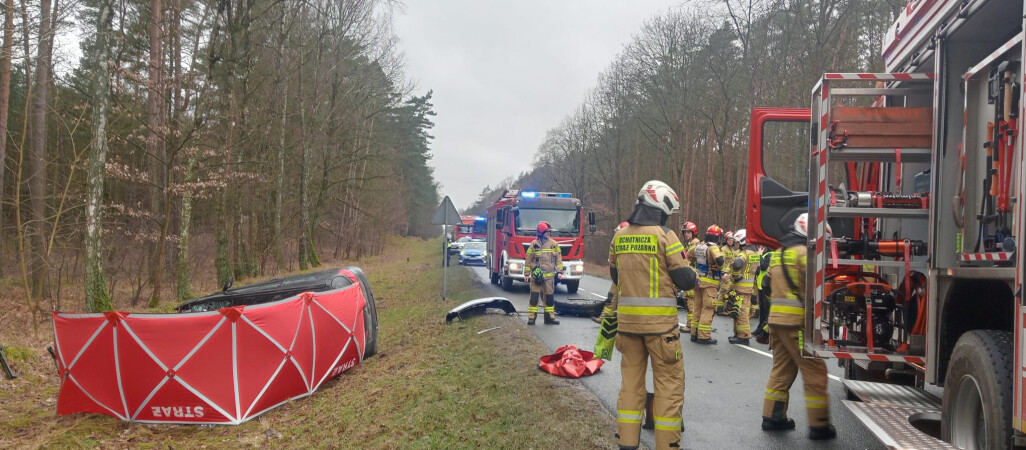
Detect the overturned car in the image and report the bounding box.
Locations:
[52,267,379,424]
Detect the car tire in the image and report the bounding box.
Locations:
[941,330,1013,449]
[501,275,513,291]
[554,297,604,317]
[564,280,580,294]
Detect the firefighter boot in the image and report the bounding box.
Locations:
[543,296,559,324]
[527,315,536,326]
[762,416,796,431]
[527,293,540,325]
[544,313,560,325]
[696,338,717,345]
[690,334,698,342]
[809,424,837,440]
[728,336,750,345]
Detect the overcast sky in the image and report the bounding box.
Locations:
[393,1,681,211]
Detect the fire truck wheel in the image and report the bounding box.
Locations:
[501,275,514,291]
[941,330,1013,449]
[554,297,604,317]
[490,272,499,285]
[564,280,580,294]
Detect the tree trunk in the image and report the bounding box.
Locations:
[147,0,166,306]
[85,0,114,313]
[27,0,55,303]
[298,63,310,271]
[0,0,14,276]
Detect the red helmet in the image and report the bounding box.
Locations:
[681,221,697,234]
[706,225,723,236]
[537,221,551,234]
[724,231,734,240]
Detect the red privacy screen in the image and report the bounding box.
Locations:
[52,285,366,424]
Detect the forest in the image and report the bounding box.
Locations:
[463,0,907,263]
[0,0,440,316]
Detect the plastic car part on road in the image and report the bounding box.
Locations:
[445,297,517,323]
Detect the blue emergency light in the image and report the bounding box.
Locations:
[521,191,538,198]
[555,193,571,198]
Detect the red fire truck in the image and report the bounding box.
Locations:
[746,1,1025,447]
[486,190,595,294]
[453,216,487,242]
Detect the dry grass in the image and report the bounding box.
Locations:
[0,236,618,449]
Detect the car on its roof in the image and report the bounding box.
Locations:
[176,266,379,357]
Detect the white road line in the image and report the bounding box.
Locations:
[590,293,606,299]
[734,342,842,382]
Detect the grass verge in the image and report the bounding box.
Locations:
[0,237,618,448]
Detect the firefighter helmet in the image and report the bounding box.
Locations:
[637,180,680,216]
[681,221,697,234]
[734,229,747,245]
[793,213,832,238]
[724,231,734,240]
[537,221,551,234]
[706,225,723,236]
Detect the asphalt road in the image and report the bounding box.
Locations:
[461,265,885,450]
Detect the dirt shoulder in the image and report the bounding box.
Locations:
[0,237,618,448]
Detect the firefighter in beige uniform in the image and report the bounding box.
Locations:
[525,221,562,325]
[761,213,836,440]
[716,231,738,316]
[687,225,724,344]
[610,180,697,450]
[725,229,758,345]
[680,221,700,334]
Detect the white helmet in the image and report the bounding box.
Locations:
[637,180,680,216]
[734,229,747,245]
[793,213,832,238]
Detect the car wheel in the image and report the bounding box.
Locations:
[554,297,604,317]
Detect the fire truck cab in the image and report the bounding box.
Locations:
[746,1,1025,448]
[486,190,595,294]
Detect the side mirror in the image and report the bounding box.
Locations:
[222,276,234,292]
[588,210,596,226]
[589,224,597,235]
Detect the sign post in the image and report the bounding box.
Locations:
[430,196,462,300]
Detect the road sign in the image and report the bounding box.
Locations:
[431,196,461,225]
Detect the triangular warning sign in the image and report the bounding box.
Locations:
[430,196,461,225]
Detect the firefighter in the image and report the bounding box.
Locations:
[680,221,700,334]
[716,231,738,316]
[525,221,563,325]
[688,225,724,344]
[609,180,697,450]
[761,213,837,440]
[726,229,759,345]
[752,247,774,344]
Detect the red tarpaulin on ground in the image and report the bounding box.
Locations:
[538,345,604,378]
[52,282,367,424]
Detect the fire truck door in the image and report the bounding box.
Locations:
[745,108,813,247]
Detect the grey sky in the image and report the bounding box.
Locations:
[394,1,680,211]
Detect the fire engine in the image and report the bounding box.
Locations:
[746,1,1025,448]
[486,190,595,294]
[453,215,487,242]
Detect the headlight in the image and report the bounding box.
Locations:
[572,265,584,273]
[509,262,521,271]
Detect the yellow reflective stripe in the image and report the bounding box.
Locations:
[527,306,538,313]
[649,258,658,297]
[765,389,788,401]
[735,280,755,287]
[619,305,677,316]
[697,324,712,331]
[806,396,828,408]
[665,242,684,255]
[619,297,675,307]
[654,416,681,430]
[544,306,554,313]
[700,276,719,284]
[618,409,643,423]
[769,305,804,316]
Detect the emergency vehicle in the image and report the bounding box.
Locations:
[486,190,595,294]
[746,1,1025,447]
[453,215,487,241]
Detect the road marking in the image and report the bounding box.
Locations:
[734,342,842,382]
[590,293,606,299]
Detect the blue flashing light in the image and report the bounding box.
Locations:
[555,193,571,198]
[474,216,486,221]
[521,191,538,198]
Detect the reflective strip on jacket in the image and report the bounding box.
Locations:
[526,238,563,276]
[609,224,690,335]
[766,245,807,328]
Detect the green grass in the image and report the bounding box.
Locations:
[0,237,618,449]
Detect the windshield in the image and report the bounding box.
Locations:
[516,208,581,237]
[472,220,487,235]
[465,241,486,251]
[456,224,472,235]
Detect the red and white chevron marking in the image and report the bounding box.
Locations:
[813,349,926,365]
[959,252,1013,262]
[823,73,934,81]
